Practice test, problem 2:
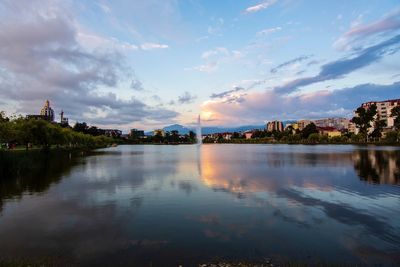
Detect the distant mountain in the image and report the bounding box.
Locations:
[163,124,192,135]
[159,124,266,135]
[201,125,265,134]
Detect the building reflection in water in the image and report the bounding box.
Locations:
[197,146,400,197]
[353,149,400,184]
[194,145,400,265]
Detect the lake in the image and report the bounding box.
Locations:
[0,145,399,266]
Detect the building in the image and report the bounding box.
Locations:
[104,129,122,138]
[221,132,233,140]
[353,99,400,134]
[130,129,145,139]
[353,150,399,184]
[284,123,299,134]
[348,121,357,134]
[59,110,69,127]
[266,121,284,132]
[314,118,349,130]
[297,120,312,131]
[27,100,55,121]
[317,126,342,138]
[361,99,400,128]
[40,100,55,121]
[244,131,253,139]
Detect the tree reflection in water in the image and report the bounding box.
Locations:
[353,149,400,184]
[0,150,93,212]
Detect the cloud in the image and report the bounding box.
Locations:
[256,27,282,37]
[140,43,169,50]
[97,2,111,14]
[270,55,313,73]
[130,79,144,91]
[0,0,178,128]
[186,62,218,73]
[178,92,197,104]
[207,17,224,36]
[76,33,139,52]
[93,0,184,42]
[202,47,229,60]
[278,189,399,243]
[306,60,321,66]
[189,48,245,73]
[334,9,400,50]
[274,35,400,94]
[244,0,277,14]
[202,81,400,125]
[210,87,244,99]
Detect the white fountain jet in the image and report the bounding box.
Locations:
[196,115,202,145]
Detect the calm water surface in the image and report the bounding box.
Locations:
[0,145,399,266]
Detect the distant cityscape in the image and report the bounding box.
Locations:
[26,98,400,141]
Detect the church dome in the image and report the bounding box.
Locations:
[40,100,54,121]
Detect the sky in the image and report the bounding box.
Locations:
[0,0,399,131]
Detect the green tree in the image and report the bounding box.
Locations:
[370,119,386,140]
[308,133,320,143]
[73,122,88,133]
[384,131,399,143]
[390,106,400,130]
[0,112,12,148]
[232,132,243,139]
[352,104,377,140]
[188,131,196,142]
[284,125,294,136]
[14,118,35,150]
[153,132,164,143]
[0,111,9,123]
[301,123,318,139]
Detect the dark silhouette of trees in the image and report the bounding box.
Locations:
[370,118,386,140]
[301,122,318,139]
[391,106,400,130]
[352,104,377,140]
[73,122,89,133]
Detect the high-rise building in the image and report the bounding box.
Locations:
[266,121,284,132]
[40,100,54,121]
[361,99,400,128]
[352,99,400,134]
[297,120,312,131]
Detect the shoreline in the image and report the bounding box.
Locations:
[119,142,400,146]
[2,141,400,153]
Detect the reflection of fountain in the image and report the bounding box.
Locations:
[196,115,202,145]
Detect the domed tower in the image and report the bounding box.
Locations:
[40,100,54,121]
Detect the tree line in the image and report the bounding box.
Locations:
[125,130,197,144]
[352,104,400,142]
[204,105,400,144]
[0,112,113,150]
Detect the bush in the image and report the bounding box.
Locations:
[384,131,399,143]
[308,133,320,143]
